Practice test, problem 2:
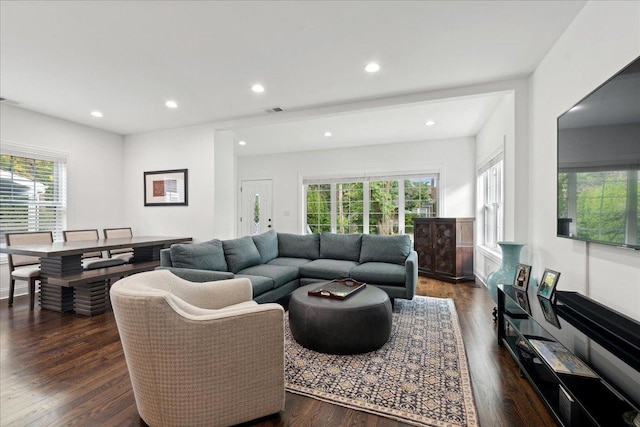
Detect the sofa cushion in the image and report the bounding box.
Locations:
[252,230,278,264]
[156,266,234,282]
[170,240,228,271]
[299,259,359,280]
[278,233,320,259]
[350,262,406,286]
[267,257,313,268]
[222,236,262,273]
[320,233,362,262]
[359,234,411,265]
[235,274,274,297]
[237,264,299,288]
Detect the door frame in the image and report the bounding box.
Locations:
[238,177,275,237]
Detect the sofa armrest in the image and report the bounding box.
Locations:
[159,248,172,267]
[404,250,418,299]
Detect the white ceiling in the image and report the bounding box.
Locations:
[0,1,586,155]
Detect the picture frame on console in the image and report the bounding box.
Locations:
[144,169,188,206]
[537,269,560,300]
[514,263,532,291]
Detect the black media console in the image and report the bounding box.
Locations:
[497,284,640,427]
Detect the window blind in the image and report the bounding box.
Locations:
[0,152,67,253]
[304,173,439,185]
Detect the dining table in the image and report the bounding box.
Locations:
[1,235,192,315]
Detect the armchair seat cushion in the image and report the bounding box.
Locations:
[237,264,299,288]
[350,262,406,286]
[299,259,359,280]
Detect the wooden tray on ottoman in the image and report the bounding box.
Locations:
[308,279,366,300]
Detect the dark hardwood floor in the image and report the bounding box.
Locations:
[0,278,557,426]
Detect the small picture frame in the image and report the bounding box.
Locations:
[538,296,561,329]
[144,169,188,206]
[514,288,531,314]
[513,263,532,291]
[537,268,560,300]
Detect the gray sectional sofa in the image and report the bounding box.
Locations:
[158,230,418,303]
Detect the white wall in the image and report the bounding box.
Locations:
[475,93,516,282]
[0,104,124,298]
[213,130,237,240]
[529,1,640,320]
[123,124,219,242]
[237,137,476,234]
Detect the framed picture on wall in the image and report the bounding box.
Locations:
[144,169,188,206]
[513,263,532,291]
[537,268,561,300]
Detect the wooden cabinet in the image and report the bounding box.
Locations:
[413,217,474,283]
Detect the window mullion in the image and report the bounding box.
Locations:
[330,183,337,233]
[363,181,370,234]
[398,180,405,235]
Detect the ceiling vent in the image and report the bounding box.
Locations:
[264,106,285,113]
[0,97,21,106]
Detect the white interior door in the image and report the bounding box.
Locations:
[240,179,273,236]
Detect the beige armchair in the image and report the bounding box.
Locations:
[110,270,285,427]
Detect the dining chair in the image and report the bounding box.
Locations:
[103,227,134,262]
[63,229,126,269]
[6,231,53,310]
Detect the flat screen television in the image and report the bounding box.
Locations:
[557,55,640,250]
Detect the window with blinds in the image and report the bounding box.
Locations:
[0,151,67,257]
[303,173,438,237]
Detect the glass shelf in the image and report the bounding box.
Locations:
[497,284,640,427]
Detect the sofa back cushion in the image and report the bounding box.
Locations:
[170,240,228,271]
[252,230,278,264]
[320,233,362,262]
[222,236,263,273]
[278,233,320,259]
[359,234,411,265]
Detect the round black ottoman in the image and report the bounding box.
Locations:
[288,283,392,355]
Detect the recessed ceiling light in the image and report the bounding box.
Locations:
[238,140,247,146]
[425,120,435,126]
[165,100,178,108]
[91,111,103,118]
[365,62,380,73]
[251,84,265,93]
[323,131,332,137]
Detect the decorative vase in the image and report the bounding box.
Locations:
[486,241,526,304]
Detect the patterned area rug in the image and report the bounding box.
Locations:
[284,296,479,427]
